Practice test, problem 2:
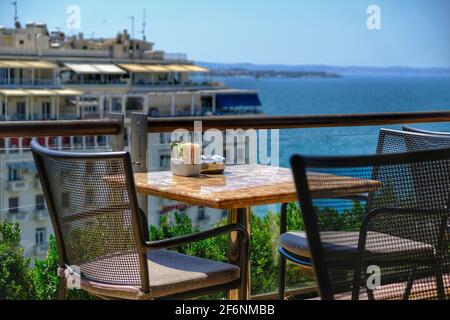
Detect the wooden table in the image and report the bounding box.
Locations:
[134,164,380,300]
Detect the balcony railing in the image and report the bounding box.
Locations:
[0,117,124,140]
[6,180,29,192]
[0,78,56,86]
[34,210,49,222]
[7,211,28,223]
[163,52,188,61]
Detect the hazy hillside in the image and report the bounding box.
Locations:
[197,61,450,76]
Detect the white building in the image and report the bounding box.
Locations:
[0,22,262,258]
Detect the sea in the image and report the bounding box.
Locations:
[213,75,450,215]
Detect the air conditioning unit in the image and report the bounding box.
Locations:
[7,180,29,192]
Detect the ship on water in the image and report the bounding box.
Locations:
[0,20,262,258]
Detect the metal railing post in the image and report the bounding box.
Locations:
[131,112,149,216]
[105,113,125,152]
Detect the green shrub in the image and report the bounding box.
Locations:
[32,236,59,300]
[0,222,34,300]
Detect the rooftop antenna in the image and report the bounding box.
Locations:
[12,1,19,26]
[127,16,135,39]
[141,9,146,42]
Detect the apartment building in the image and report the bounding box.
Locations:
[0,22,262,258]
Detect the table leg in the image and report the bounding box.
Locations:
[227,207,251,300]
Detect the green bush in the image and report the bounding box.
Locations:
[32,236,59,300]
[0,222,34,300]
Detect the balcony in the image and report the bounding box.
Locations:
[34,210,49,222]
[163,52,188,61]
[0,78,56,87]
[7,211,28,223]
[7,180,29,192]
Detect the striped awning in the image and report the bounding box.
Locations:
[118,64,209,73]
[64,63,126,74]
[0,60,57,69]
[0,89,83,97]
[182,65,209,73]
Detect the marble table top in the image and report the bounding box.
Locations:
[133,165,380,209]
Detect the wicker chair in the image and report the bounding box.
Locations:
[31,141,249,300]
[287,149,450,300]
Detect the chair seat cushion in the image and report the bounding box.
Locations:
[77,250,240,299]
[279,231,435,263]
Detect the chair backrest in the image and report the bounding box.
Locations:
[290,148,450,300]
[403,126,450,136]
[377,128,450,154]
[376,129,450,214]
[31,141,149,292]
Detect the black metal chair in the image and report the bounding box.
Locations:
[31,141,249,300]
[278,128,450,299]
[287,148,450,300]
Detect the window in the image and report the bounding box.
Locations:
[17,102,26,119]
[9,197,19,214]
[159,154,171,169]
[19,39,24,46]
[36,195,45,211]
[97,135,107,146]
[35,228,46,245]
[8,166,22,181]
[42,101,51,119]
[159,133,171,144]
[197,207,207,221]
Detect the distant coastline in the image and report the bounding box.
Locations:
[206,69,341,79]
[197,61,450,77]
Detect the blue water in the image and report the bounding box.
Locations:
[214,75,450,215]
[216,75,450,168]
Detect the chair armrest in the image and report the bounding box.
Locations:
[143,223,248,251]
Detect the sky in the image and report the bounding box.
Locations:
[0,0,449,67]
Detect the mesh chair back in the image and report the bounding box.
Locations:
[377,128,450,154]
[31,141,149,291]
[290,149,450,300]
[377,129,450,213]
